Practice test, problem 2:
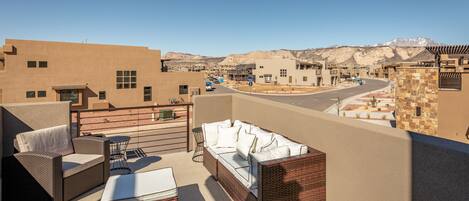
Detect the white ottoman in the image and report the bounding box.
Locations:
[101,168,178,201]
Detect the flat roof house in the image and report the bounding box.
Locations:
[0,39,205,109]
[253,58,339,86]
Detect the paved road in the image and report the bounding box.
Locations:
[208,79,389,111]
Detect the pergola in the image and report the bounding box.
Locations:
[425,45,469,67]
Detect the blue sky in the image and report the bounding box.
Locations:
[1,0,468,56]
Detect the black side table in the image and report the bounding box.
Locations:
[109,135,132,174]
[192,127,204,162]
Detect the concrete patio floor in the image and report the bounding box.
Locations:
[73,151,232,201]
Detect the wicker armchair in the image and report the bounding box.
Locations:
[3,129,110,201]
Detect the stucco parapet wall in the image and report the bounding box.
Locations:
[396,67,439,70]
[0,101,71,107]
[229,93,411,139]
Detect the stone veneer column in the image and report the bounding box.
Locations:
[395,67,439,135]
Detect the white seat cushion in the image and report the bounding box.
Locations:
[101,168,177,201]
[218,154,251,188]
[202,119,231,147]
[219,152,250,169]
[216,126,240,148]
[16,125,74,156]
[274,134,308,156]
[62,154,104,177]
[206,146,236,159]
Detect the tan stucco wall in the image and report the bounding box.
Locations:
[192,94,232,128]
[0,39,204,109]
[1,101,70,157]
[438,73,469,143]
[194,94,412,201]
[253,59,322,86]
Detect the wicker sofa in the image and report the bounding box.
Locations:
[202,120,326,201]
[3,125,110,201]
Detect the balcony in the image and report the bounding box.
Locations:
[2,94,469,201]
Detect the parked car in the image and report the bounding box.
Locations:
[206,81,214,91]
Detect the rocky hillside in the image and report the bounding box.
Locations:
[164,37,437,69]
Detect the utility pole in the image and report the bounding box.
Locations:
[337,97,341,116]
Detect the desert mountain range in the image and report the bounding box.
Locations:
[164,37,438,68]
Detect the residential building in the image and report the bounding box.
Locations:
[0,39,205,109]
[395,45,469,143]
[226,63,256,81]
[253,58,339,86]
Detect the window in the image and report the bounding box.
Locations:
[303,76,308,81]
[38,61,47,68]
[59,89,80,104]
[280,69,287,77]
[26,91,35,98]
[259,66,264,69]
[259,75,264,78]
[179,85,188,94]
[37,90,46,97]
[99,91,106,100]
[27,61,37,68]
[116,70,137,89]
[416,106,421,117]
[144,86,152,101]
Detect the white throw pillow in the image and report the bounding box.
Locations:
[202,119,231,147]
[236,129,256,160]
[260,137,278,152]
[233,120,253,133]
[216,126,241,148]
[250,127,274,153]
[274,134,308,156]
[16,125,74,156]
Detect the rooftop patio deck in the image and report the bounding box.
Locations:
[74,151,232,201]
[2,93,469,201]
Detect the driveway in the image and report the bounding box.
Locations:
[207,79,389,111]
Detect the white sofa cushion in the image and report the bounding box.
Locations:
[274,134,308,156]
[206,146,236,159]
[219,152,249,169]
[218,153,251,188]
[202,119,231,147]
[101,168,177,201]
[216,126,240,148]
[16,125,74,156]
[249,146,290,191]
[62,154,104,177]
[233,120,253,133]
[236,129,256,160]
[250,127,274,153]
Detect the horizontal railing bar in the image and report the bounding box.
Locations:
[132,146,186,153]
[77,111,188,120]
[91,127,187,136]
[128,137,187,145]
[80,119,187,132]
[71,103,193,113]
[80,116,187,125]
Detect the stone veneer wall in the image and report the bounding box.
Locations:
[395,67,439,135]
